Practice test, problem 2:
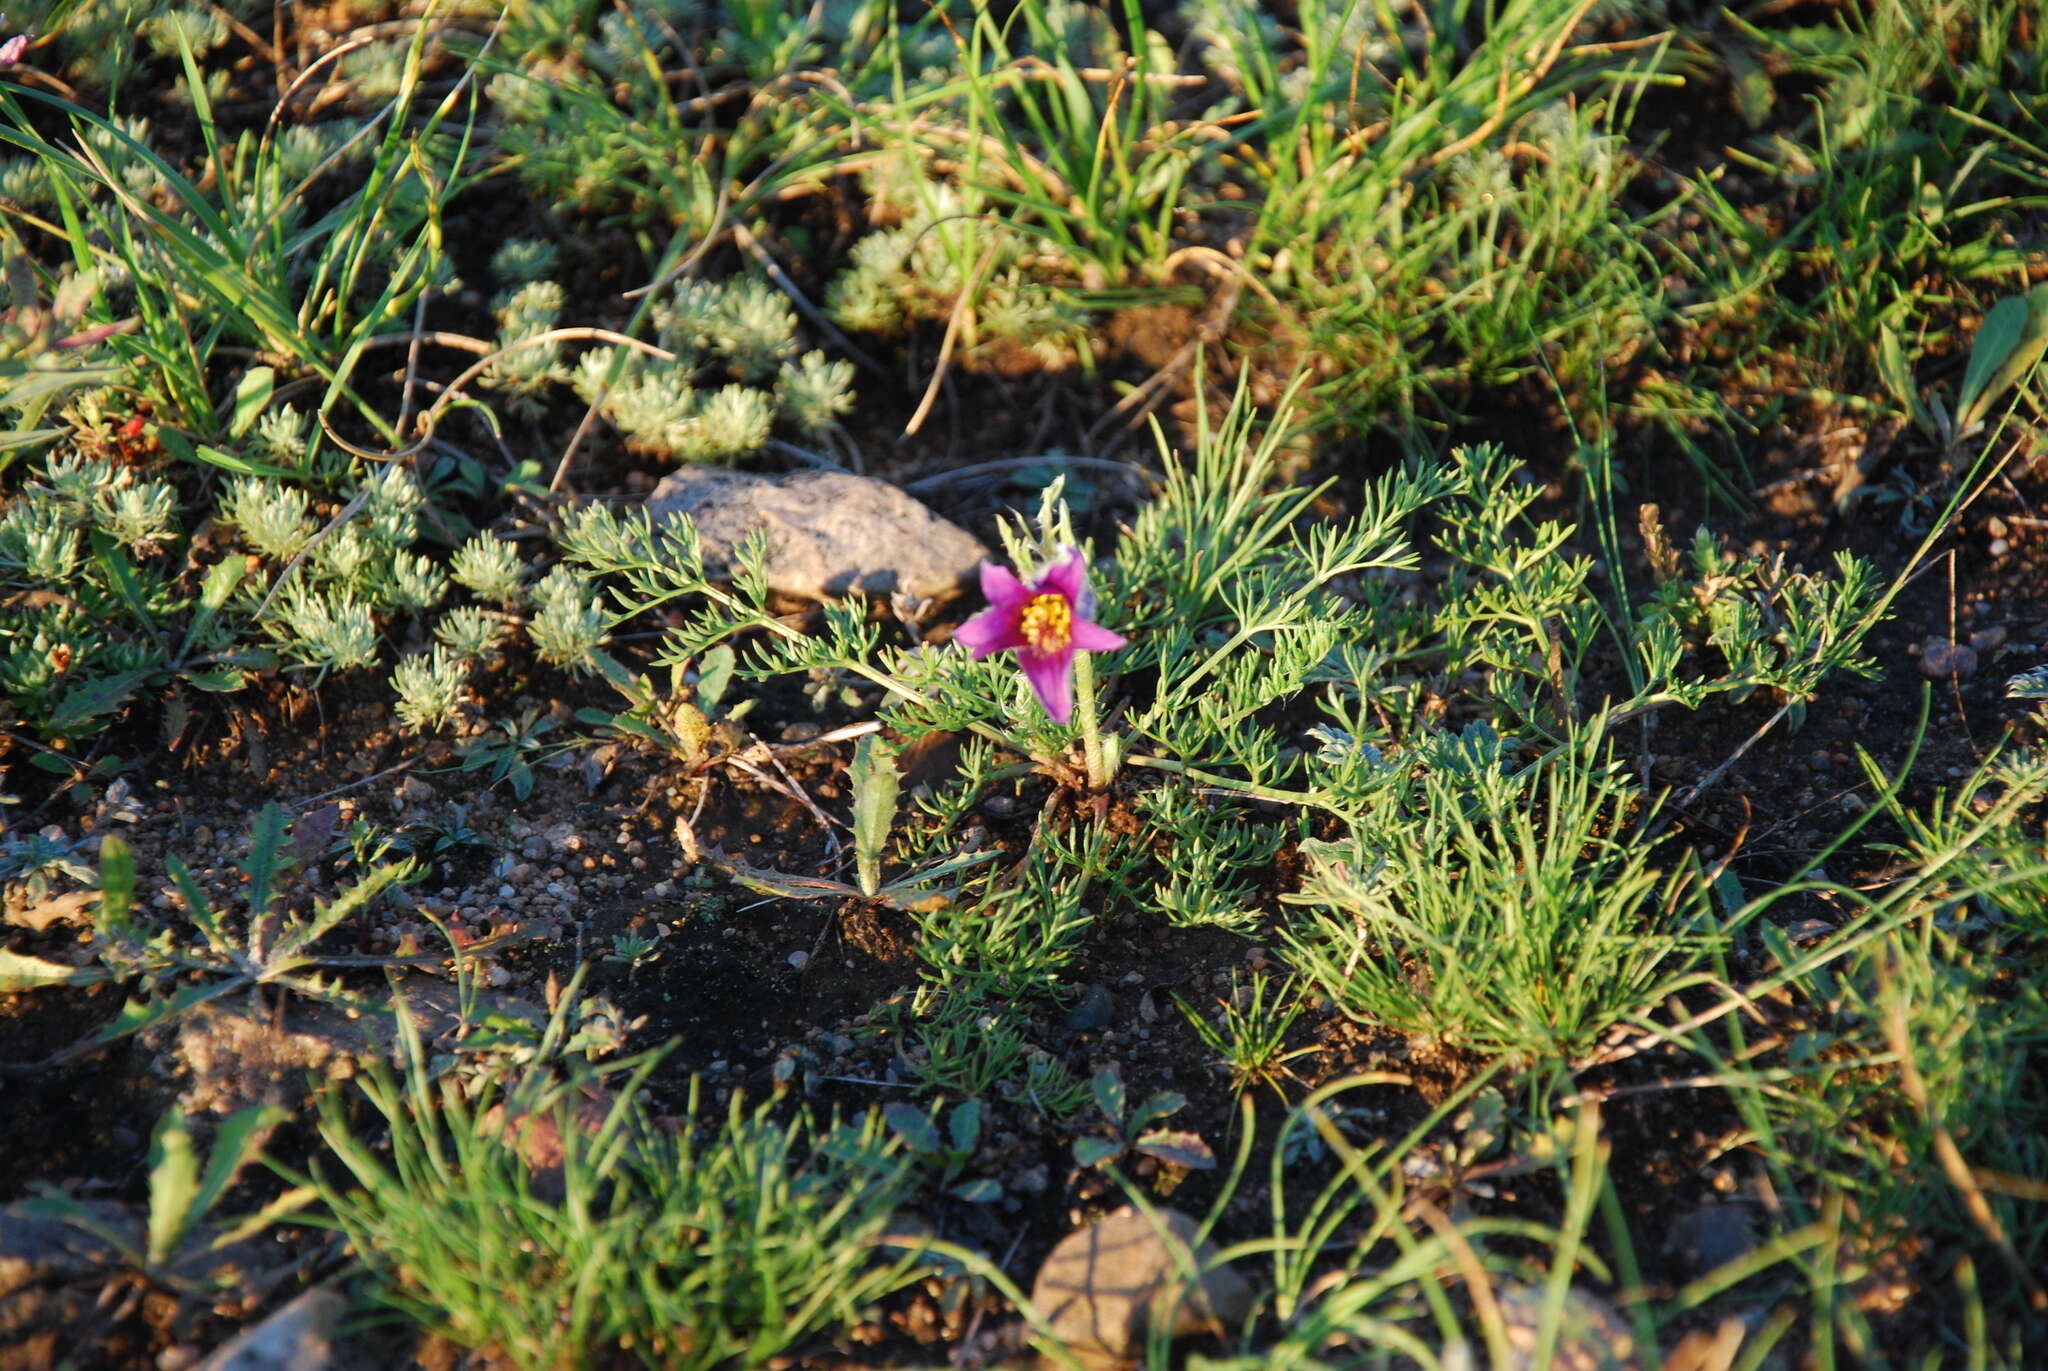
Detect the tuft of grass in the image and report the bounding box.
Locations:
[1175,972,1313,1099]
[301,1016,932,1371]
[1279,723,1723,1062]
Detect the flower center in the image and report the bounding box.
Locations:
[1017,592,1073,653]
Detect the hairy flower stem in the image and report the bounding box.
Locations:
[1072,650,1111,791]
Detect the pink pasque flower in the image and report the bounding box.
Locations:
[953,547,1125,724]
[0,17,29,67]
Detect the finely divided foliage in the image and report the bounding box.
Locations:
[0,0,2044,1367]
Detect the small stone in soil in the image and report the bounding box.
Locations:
[191,1287,347,1371]
[1062,984,1115,1032]
[645,465,987,601]
[1489,1282,1641,1371]
[1664,1203,1760,1279]
[1919,637,1977,679]
[1029,1206,1253,1369]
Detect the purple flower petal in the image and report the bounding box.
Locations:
[1018,647,1076,723]
[0,33,27,67]
[1069,620,1126,653]
[953,603,1023,659]
[979,560,1027,609]
[1036,547,1089,608]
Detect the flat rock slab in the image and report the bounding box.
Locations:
[1029,1205,1252,1369]
[194,1287,347,1371]
[646,466,987,602]
[1490,1283,1642,1371]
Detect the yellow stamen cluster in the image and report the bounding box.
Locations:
[1017,592,1073,653]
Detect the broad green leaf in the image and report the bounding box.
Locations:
[1957,295,2028,426]
[188,442,303,481]
[1957,285,2048,432]
[146,1108,200,1268]
[878,849,1000,903]
[208,1185,317,1249]
[0,425,68,454]
[190,1104,287,1240]
[12,1193,143,1266]
[1723,46,1775,129]
[229,366,275,438]
[98,833,136,933]
[268,861,412,969]
[1712,868,1747,921]
[1073,1137,1123,1168]
[82,984,250,1056]
[0,948,108,991]
[722,858,859,903]
[696,645,736,713]
[1092,1065,1126,1124]
[949,1099,983,1153]
[1875,326,1931,436]
[883,1102,940,1154]
[49,669,153,732]
[89,531,162,636]
[1128,1090,1187,1135]
[177,558,247,660]
[1133,1129,1217,1170]
[586,649,640,696]
[0,364,124,408]
[849,734,901,898]
[240,804,287,930]
[166,855,231,953]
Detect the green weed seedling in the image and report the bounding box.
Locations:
[604,927,662,974]
[1175,972,1314,1100]
[0,803,451,1072]
[847,727,900,898]
[0,823,95,913]
[453,705,569,802]
[1876,283,2048,456]
[1006,1045,1094,1120]
[883,1097,1003,1204]
[574,642,754,770]
[713,722,1000,914]
[1073,1064,1215,1174]
[20,1103,313,1291]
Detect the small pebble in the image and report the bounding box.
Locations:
[1919,638,1977,679]
[1062,983,1115,1032]
[787,950,809,970]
